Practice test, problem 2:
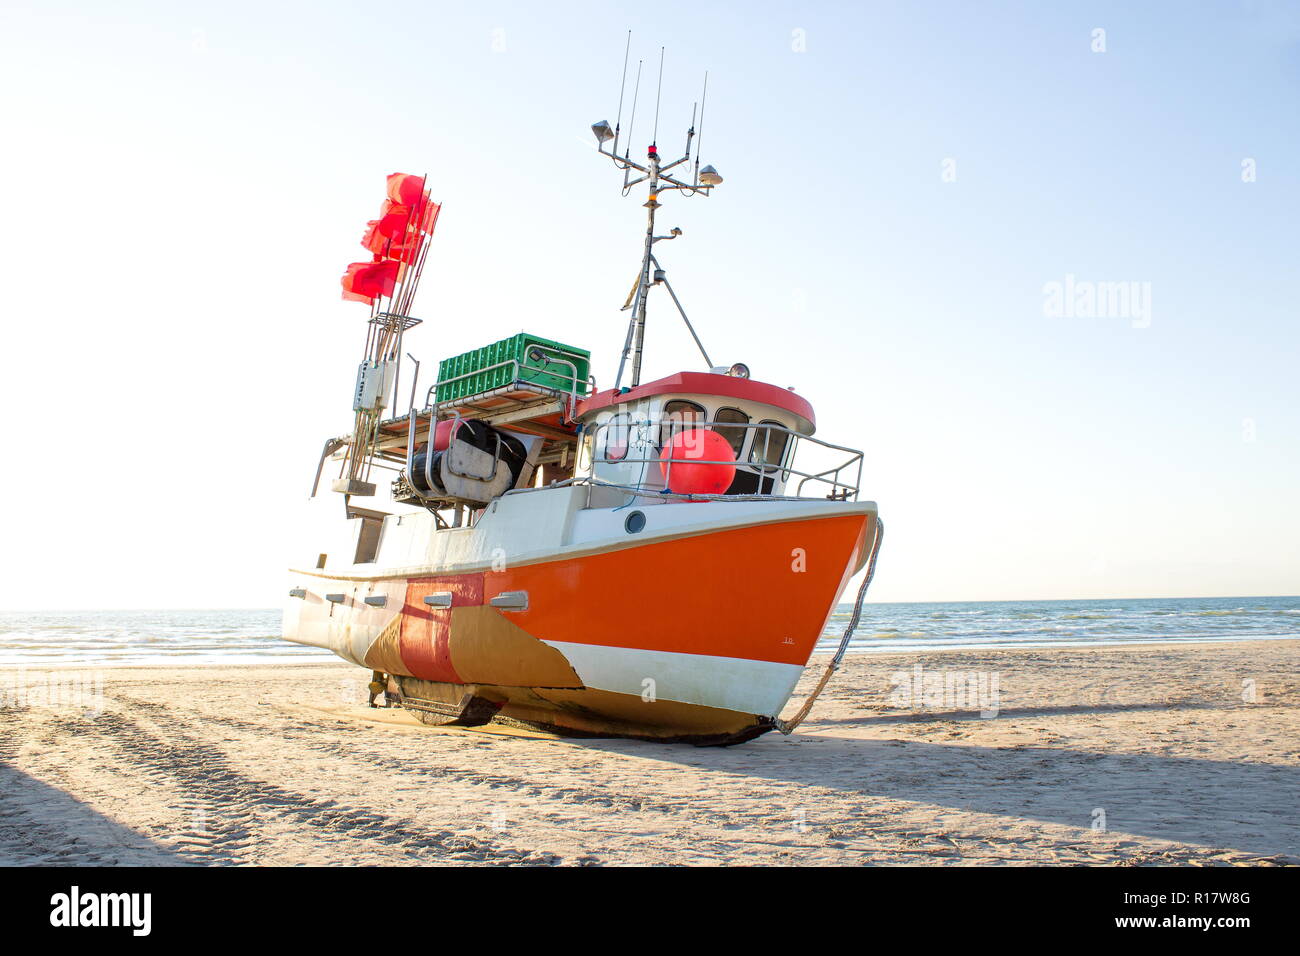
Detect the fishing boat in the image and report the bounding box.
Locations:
[282,67,882,745]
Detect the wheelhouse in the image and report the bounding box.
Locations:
[570,370,861,506]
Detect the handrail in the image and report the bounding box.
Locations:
[403,407,433,503]
[505,475,857,505]
[584,416,864,502]
[524,346,580,423]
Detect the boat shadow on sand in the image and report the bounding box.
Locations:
[577,711,1300,859]
[0,763,188,865]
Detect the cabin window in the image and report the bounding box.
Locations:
[750,421,790,473]
[713,407,749,458]
[659,400,705,445]
[603,412,631,462]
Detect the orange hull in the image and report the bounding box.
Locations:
[291,510,875,744]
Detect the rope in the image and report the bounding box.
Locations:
[775,516,884,735]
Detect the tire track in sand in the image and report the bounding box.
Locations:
[46,699,563,866]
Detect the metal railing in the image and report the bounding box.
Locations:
[581,416,864,502]
[393,405,864,509]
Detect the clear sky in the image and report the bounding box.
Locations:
[1,0,1297,609]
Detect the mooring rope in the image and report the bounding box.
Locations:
[775,515,885,735]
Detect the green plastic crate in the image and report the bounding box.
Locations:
[435,333,591,403]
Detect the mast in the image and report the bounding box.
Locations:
[629,145,660,387]
[591,48,723,389]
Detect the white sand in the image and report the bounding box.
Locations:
[1,640,1296,865]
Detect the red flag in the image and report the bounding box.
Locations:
[417,194,441,234]
[341,259,399,303]
[363,217,424,263]
[385,235,422,265]
[341,263,374,305]
[360,219,388,257]
[361,258,399,297]
[377,200,411,239]
[386,173,426,207]
[340,177,436,303]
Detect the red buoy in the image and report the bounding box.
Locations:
[659,428,736,496]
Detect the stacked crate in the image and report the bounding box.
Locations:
[435,333,591,404]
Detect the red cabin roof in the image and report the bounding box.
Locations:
[577,371,816,433]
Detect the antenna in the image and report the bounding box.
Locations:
[652,46,665,145]
[588,39,723,389]
[694,71,708,186]
[613,30,631,158]
[624,59,642,165]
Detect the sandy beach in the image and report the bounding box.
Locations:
[1,640,1296,866]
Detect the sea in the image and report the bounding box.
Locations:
[0,596,1296,667]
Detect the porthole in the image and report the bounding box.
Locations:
[624,510,646,534]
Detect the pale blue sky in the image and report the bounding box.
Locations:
[1,1,1296,608]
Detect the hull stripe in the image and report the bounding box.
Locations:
[543,641,803,717]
